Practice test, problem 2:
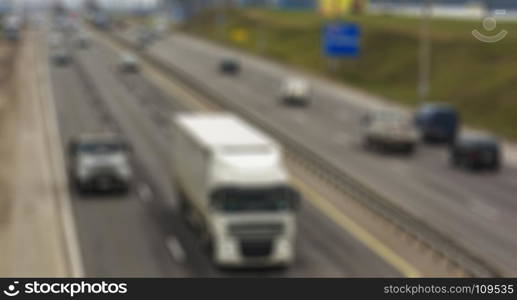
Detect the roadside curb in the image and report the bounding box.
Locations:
[36,30,85,278]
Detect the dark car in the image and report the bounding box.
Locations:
[415,103,459,143]
[52,48,72,66]
[219,58,240,75]
[450,135,501,171]
[119,53,140,73]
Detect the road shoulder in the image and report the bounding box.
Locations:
[0,30,83,277]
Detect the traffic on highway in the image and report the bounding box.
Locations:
[2,0,517,281]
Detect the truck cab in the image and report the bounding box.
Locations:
[172,113,300,268]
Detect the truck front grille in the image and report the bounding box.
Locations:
[229,223,284,238]
[91,166,118,177]
[240,240,272,257]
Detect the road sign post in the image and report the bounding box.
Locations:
[419,0,432,102]
[322,22,360,73]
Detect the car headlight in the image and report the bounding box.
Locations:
[78,168,91,179]
[117,166,132,178]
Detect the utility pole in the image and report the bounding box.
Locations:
[334,0,341,18]
[217,0,228,38]
[257,0,271,53]
[418,0,432,102]
[486,0,492,16]
[327,0,342,73]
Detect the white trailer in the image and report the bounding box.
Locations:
[171,113,300,268]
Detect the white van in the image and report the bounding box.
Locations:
[280,78,311,106]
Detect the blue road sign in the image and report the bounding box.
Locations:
[323,23,360,58]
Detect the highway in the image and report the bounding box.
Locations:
[109,29,517,275]
[47,30,402,277]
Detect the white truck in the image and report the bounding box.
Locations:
[171,113,300,268]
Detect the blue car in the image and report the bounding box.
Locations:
[415,103,459,143]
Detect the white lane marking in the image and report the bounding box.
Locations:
[293,113,306,124]
[137,182,153,203]
[335,109,357,121]
[383,160,414,176]
[165,236,186,263]
[468,199,500,221]
[332,132,355,146]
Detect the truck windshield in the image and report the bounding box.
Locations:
[78,143,125,155]
[211,186,298,213]
[222,144,273,155]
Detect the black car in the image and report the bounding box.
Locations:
[52,48,72,66]
[219,58,240,75]
[450,135,501,171]
[415,103,459,143]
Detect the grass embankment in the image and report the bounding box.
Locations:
[182,9,517,139]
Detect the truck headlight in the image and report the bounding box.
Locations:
[218,239,238,260]
[277,239,291,256]
[222,241,236,256]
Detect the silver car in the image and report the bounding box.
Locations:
[68,133,133,193]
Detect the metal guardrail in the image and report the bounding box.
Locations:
[101,29,502,277]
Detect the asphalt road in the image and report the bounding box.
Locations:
[47,32,400,277]
[121,31,517,275]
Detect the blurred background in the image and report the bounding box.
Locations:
[1,0,517,278]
